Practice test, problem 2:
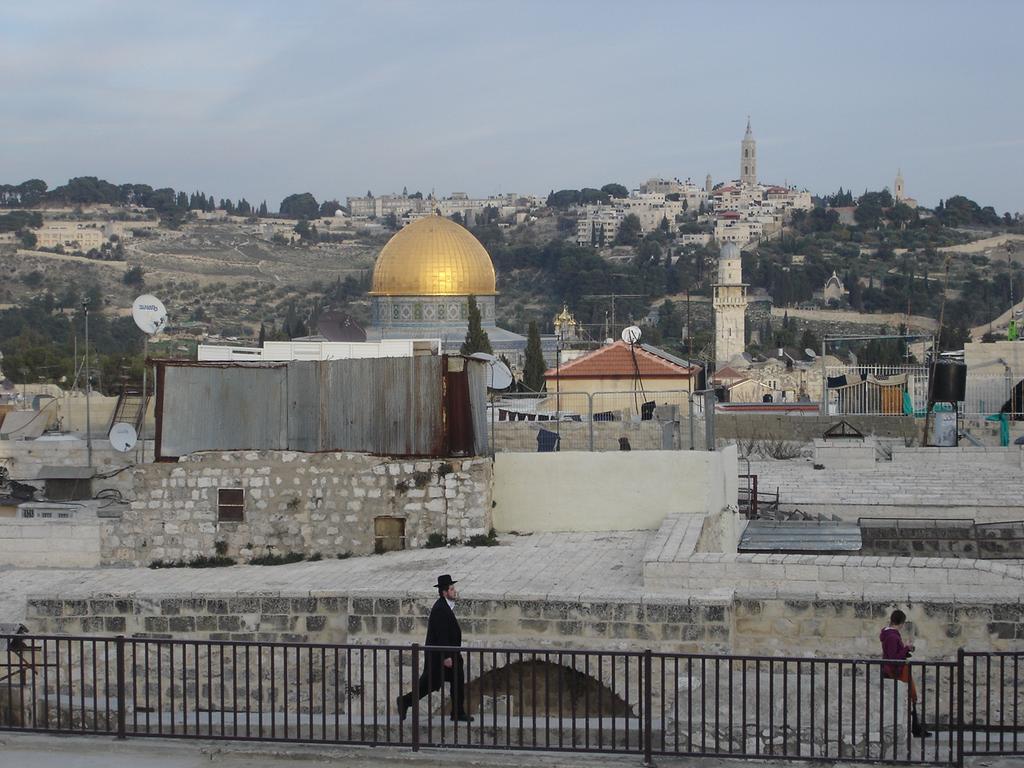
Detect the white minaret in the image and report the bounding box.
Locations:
[713,242,748,368]
[740,117,757,187]
[894,169,905,203]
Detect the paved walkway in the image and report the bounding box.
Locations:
[0,531,654,623]
[1,733,1018,768]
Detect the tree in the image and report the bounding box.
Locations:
[122,265,145,288]
[522,320,546,391]
[279,193,319,219]
[601,183,628,199]
[616,214,642,246]
[319,199,342,217]
[460,295,492,355]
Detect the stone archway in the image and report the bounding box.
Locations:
[461,659,635,718]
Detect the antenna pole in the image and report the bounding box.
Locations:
[83,298,92,469]
[140,337,148,464]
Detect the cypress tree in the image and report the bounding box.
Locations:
[523,321,546,392]
[460,296,493,355]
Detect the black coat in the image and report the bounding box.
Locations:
[424,597,462,676]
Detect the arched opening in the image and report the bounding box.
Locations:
[461,659,635,717]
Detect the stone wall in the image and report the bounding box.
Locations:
[644,552,1024,598]
[860,518,1024,559]
[104,451,492,566]
[0,437,136,496]
[717,414,918,443]
[890,445,1024,468]
[492,447,736,533]
[0,518,100,567]
[24,587,1024,659]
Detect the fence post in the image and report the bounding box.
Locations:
[703,390,716,451]
[643,649,653,766]
[688,395,696,450]
[588,393,594,451]
[115,635,126,740]
[411,643,420,752]
[956,648,964,768]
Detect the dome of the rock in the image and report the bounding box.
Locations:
[369,215,497,297]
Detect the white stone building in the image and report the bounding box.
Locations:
[32,222,108,251]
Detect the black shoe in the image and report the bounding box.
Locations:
[396,696,409,722]
[450,713,474,722]
[911,710,932,738]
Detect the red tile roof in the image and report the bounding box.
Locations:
[544,341,695,380]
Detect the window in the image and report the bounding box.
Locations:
[374,516,406,553]
[217,488,244,522]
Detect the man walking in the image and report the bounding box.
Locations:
[397,574,474,722]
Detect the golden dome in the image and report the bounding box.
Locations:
[369,215,497,296]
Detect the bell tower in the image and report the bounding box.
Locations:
[894,169,905,203]
[740,117,757,187]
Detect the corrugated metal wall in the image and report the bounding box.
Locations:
[157,357,487,458]
[160,364,289,456]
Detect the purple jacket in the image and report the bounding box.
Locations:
[880,626,910,677]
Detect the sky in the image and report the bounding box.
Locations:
[2,1,1022,213]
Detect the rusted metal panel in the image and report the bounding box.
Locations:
[465,358,490,456]
[159,363,289,457]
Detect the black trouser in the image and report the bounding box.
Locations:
[400,653,467,716]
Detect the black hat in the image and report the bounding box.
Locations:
[435,574,457,590]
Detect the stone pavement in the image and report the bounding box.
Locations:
[1,733,1018,768]
[0,531,654,624]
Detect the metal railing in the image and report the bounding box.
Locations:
[2,634,1022,765]
[821,367,1023,418]
[488,389,714,452]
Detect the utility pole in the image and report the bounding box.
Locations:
[582,292,644,342]
[83,298,92,468]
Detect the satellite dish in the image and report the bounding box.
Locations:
[109,423,138,453]
[131,294,168,335]
[805,348,817,359]
[469,353,514,390]
[621,325,642,345]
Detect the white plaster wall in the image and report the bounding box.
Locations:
[492,449,737,533]
[0,519,101,567]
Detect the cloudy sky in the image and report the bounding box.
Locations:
[2,1,1021,212]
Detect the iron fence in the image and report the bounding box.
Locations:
[961,650,1024,760]
[2,634,1022,765]
[488,390,713,453]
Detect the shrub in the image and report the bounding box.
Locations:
[149,554,236,569]
[249,551,305,566]
[424,532,447,549]
[466,528,499,547]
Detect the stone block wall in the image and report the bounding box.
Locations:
[717,414,918,443]
[0,518,101,567]
[103,451,492,566]
[859,519,1024,559]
